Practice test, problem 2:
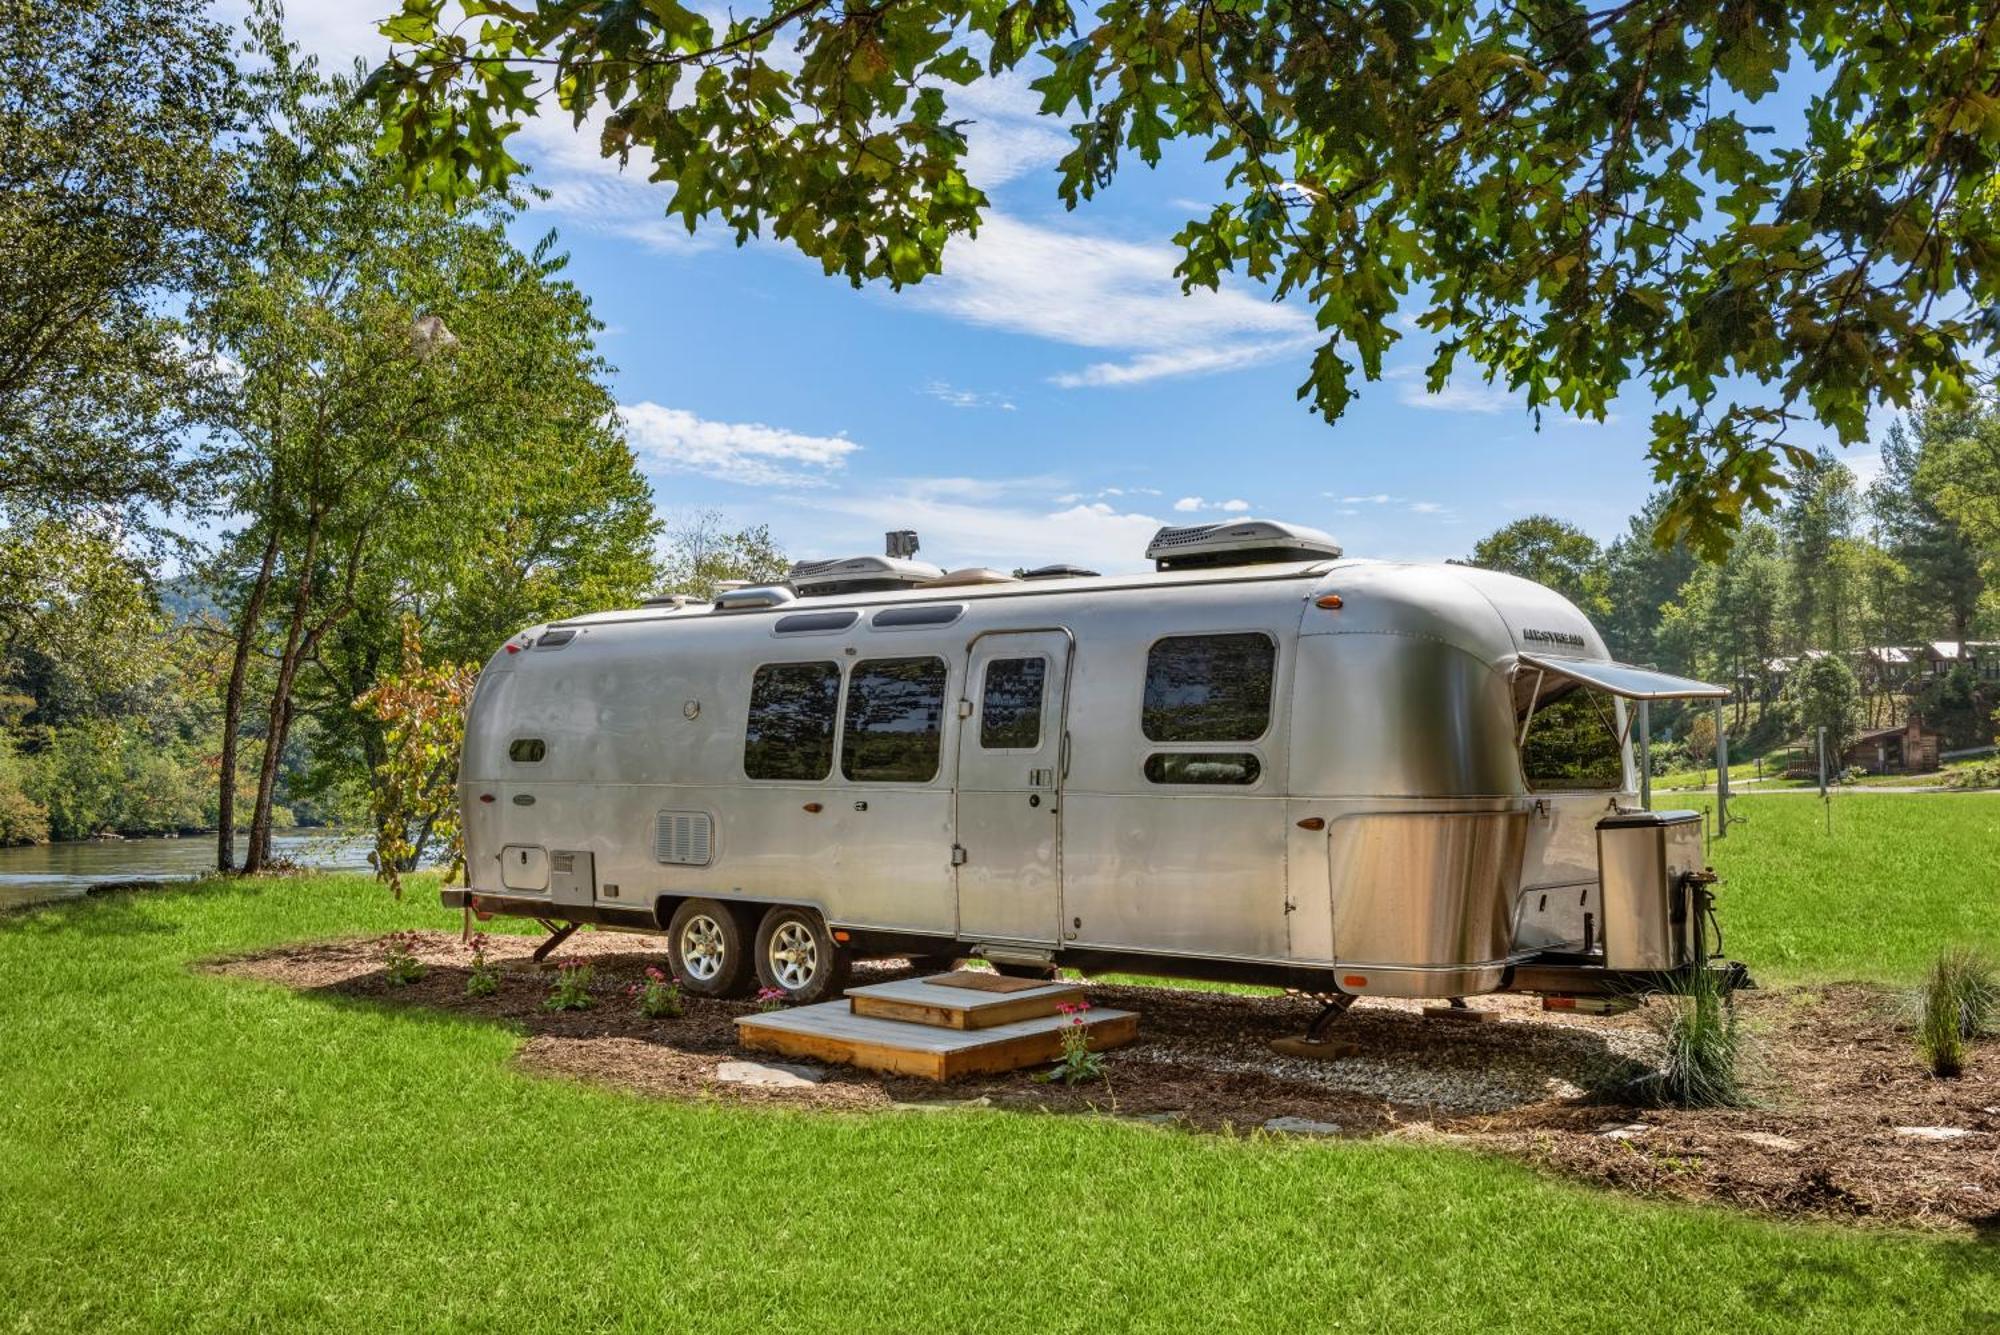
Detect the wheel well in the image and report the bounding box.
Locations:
[652,895,767,935]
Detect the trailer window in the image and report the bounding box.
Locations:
[508,738,546,763]
[1144,752,1261,785]
[744,662,841,781]
[1143,633,1275,742]
[842,656,948,782]
[1518,681,1625,791]
[980,657,1046,749]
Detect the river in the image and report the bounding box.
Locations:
[0,831,376,911]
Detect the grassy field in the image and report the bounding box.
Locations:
[3,801,1998,1330]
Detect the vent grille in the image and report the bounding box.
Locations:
[653,811,714,866]
[551,851,575,874]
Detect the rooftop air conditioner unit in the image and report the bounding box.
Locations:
[788,554,945,597]
[1143,519,1342,570]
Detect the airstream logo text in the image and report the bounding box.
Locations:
[1522,628,1587,648]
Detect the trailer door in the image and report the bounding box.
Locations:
[953,631,1070,946]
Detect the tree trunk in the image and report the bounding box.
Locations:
[217,527,279,872]
[245,518,319,873]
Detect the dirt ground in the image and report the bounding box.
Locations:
[208,930,2000,1235]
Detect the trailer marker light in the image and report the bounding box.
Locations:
[1315,593,1344,610]
[1342,974,1367,988]
[833,930,850,943]
[1296,816,1326,831]
[478,793,495,804]
[504,642,520,654]
[802,802,823,813]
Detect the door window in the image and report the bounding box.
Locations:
[843,656,949,781]
[979,657,1046,750]
[743,662,841,780]
[1142,633,1276,741]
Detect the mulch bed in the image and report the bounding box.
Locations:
[206,930,2000,1235]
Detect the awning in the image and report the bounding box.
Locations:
[1516,653,1730,701]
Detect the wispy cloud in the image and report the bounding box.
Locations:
[910,214,1314,389]
[618,403,859,487]
[1172,496,1250,513]
[791,480,1164,572]
[922,380,1016,411]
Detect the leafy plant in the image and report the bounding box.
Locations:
[753,986,788,1013]
[356,618,478,899]
[382,931,427,987]
[1046,1001,1107,1086]
[465,933,500,999]
[1644,968,1746,1110]
[630,966,683,1019]
[543,960,594,1012]
[1916,948,1997,1079]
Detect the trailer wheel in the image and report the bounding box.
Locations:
[667,899,753,999]
[753,906,850,1005]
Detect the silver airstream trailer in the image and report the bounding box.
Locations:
[442,521,1738,1021]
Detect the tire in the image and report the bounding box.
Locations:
[667,899,753,999]
[753,906,850,1005]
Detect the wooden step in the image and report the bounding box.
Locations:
[846,974,1085,1030]
[735,1000,1137,1081]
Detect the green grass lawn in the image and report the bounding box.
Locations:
[3,817,1999,1330]
[1690,792,2000,984]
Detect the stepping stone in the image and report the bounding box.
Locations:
[1735,1131,1803,1152]
[1597,1123,1650,1140]
[716,1059,824,1088]
[1264,1116,1343,1137]
[1894,1125,1970,1141]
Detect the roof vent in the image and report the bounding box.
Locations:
[640,592,710,609]
[788,554,945,597]
[1018,563,1101,581]
[712,584,797,611]
[1144,519,1342,570]
[923,566,1019,588]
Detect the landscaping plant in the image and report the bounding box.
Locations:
[1916,947,1997,1078]
[464,933,499,999]
[542,960,594,1012]
[382,932,426,987]
[1047,1001,1107,1087]
[1646,967,1746,1109]
[630,966,683,1019]
[753,986,788,1013]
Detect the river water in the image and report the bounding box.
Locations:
[0,831,376,911]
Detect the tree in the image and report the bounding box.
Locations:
[1917,397,2000,592]
[197,12,660,872]
[357,618,476,898]
[0,0,236,518]
[1781,653,1862,762]
[659,512,790,601]
[370,0,2000,554]
[1872,410,1986,645]
[1602,492,1697,668]
[1468,515,1609,620]
[1778,452,1858,653]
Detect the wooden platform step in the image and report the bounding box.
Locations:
[847,974,1084,1030]
[735,998,1137,1081]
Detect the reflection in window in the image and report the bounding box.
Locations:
[842,656,948,782]
[1518,680,1625,791]
[744,662,840,780]
[1142,633,1276,742]
[508,738,546,763]
[980,657,1046,750]
[1143,752,1261,785]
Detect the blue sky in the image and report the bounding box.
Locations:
[260,2,1866,575]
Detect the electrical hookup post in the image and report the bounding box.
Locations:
[1818,724,1833,835]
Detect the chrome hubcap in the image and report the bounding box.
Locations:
[769,921,818,991]
[680,915,725,982]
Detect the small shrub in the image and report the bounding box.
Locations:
[1917,947,1997,1078]
[542,960,594,1012]
[1946,759,2000,790]
[382,932,427,987]
[754,985,788,1012]
[1644,967,1746,1108]
[465,933,500,998]
[1045,1000,1107,1086]
[630,966,683,1019]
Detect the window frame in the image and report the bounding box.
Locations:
[1514,675,1629,794]
[1141,751,1263,786]
[839,654,952,784]
[507,737,547,764]
[741,659,844,783]
[1139,630,1280,745]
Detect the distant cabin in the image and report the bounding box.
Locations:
[1783,716,1943,778]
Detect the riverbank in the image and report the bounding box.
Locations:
[0,830,372,911]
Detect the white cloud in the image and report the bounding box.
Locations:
[792,481,1164,573]
[923,380,1016,411]
[1331,493,1399,505]
[1218,498,1250,512]
[618,403,859,487]
[1172,496,1252,514]
[1173,497,1203,512]
[911,214,1314,388]
[1408,501,1448,515]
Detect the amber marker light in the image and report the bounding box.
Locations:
[1296,816,1326,831]
[1342,975,1368,988]
[1315,593,1344,610]
[478,793,495,804]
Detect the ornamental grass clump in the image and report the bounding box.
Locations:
[465,933,500,998]
[1917,947,1997,1078]
[1647,967,1747,1109]
[629,966,682,1019]
[382,932,426,987]
[542,959,594,1012]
